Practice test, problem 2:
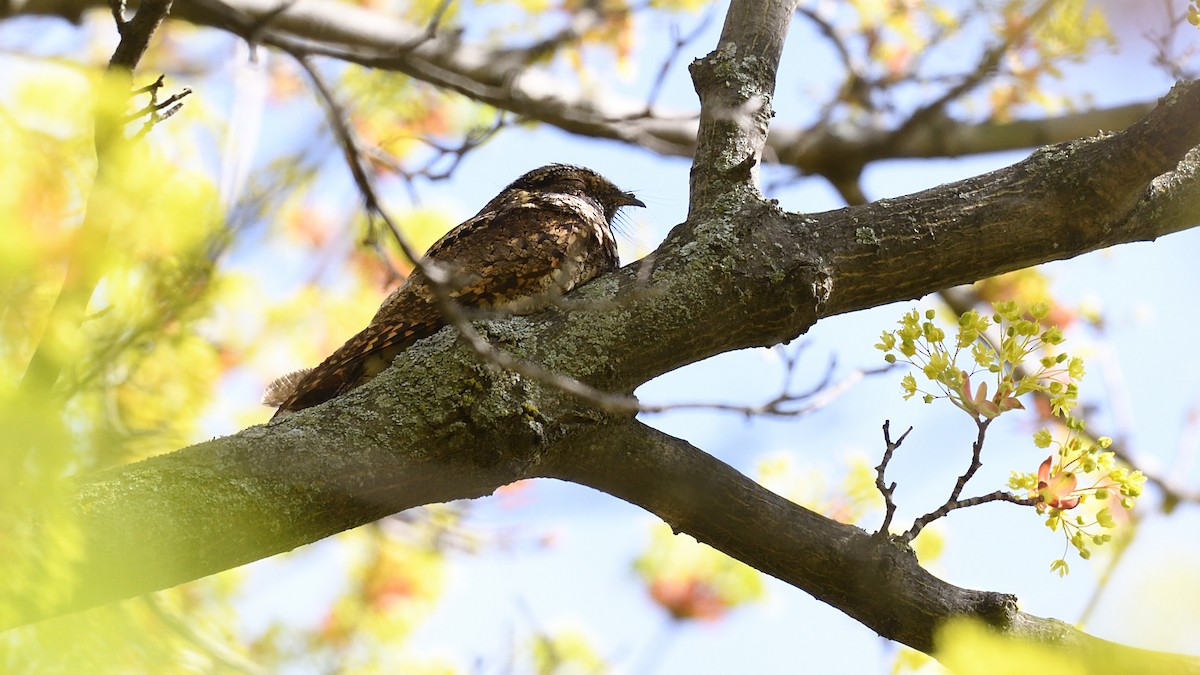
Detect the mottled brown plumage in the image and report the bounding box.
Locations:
[265,164,644,418]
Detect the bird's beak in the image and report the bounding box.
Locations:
[621,192,646,208]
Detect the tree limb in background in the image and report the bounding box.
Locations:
[8,0,1162,176]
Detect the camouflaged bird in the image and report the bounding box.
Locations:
[264,164,644,418]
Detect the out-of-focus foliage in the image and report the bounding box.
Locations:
[935,617,1091,674]
[243,525,454,673]
[807,0,1116,123]
[526,627,610,675]
[758,452,882,525]
[0,31,467,674]
[0,61,235,665]
[634,523,764,622]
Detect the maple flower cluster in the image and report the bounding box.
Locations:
[876,302,1145,574]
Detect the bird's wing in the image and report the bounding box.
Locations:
[270,201,613,418]
[423,202,615,309]
[269,290,442,417]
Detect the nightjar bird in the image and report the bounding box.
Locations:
[264,164,644,418]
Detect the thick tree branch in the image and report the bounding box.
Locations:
[537,421,1200,671]
[17,375,1200,669]
[687,0,794,213]
[10,329,536,623]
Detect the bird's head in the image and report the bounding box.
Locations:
[504,164,645,223]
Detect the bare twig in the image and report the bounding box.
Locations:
[362,110,508,190]
[950,419,991,503]
[1147,0,1199,81]
[416,0,454,46]
[888,0,1057,147]
[908,490,1038,531]
[638,362,894,417]
[126,75,193,138]
[1076,510,1139,627]
[795,6,855,78]
[874,420,911,537]
[638,4,719,116]
[794,4,873,125]
[243,0,300,46]
[897,418,1038,543]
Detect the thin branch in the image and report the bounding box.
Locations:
[635,4,719,117]
[637,362,894,417]
[887,0,1058,147]
[1146,0,1199,81]
[874,420,911,536]
[920,490,1039,517]
[897,418,1040,543]
[1168,395,1200,504]
[794,4,874,127]
[1075,510,1140,627]
[795,6,856,79]
[950,419,991,503]
[422,0,453,37]
[242,0,300,46]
